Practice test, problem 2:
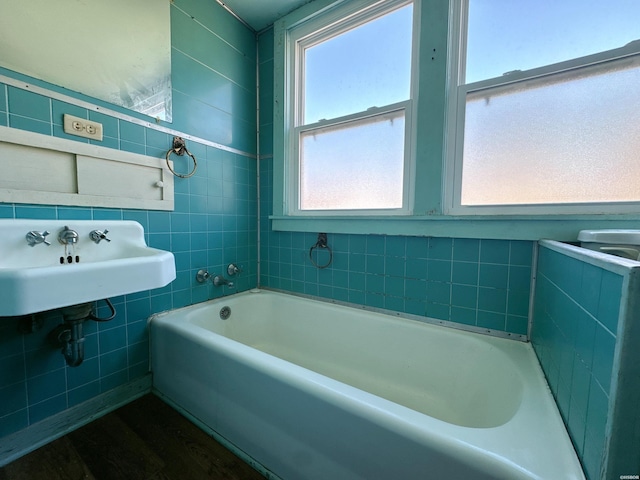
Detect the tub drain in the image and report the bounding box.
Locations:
[219,306,231,320]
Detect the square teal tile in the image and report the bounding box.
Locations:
[0,409,28,437]
[479,264,508,289]
[570,356,592,419]
[146,128,170,150]
[428,237,452,260]
[579,263,602,316]
[365,274,384,293]
[480,239,510,264]
[453,238,479,262]
[427,259,451,282]
[510,241,533,266]
[100,369,128,393]
[386,236,406,257]
[406,236,428,258]
[29,394,67,424]
[148,211,171,232]
[405,278,427,299]
[66,358,99,390]
[100,348,128,377]
[8,86,50,122]
[9,114,51,135]
[0,382,27,417]
[427,281,450,304]
[477,310,506,330]
[57,207,92,220]
[119,121,145,144]
[509,266,531,290]
[452,284,477,309]
[98,326,127,354]
[597,270,623,334]
[574,310,596,367]
[406,258,428,280]
[366,255,384,275]
[0,204,14,218]
[92,208,122,220]
[478,287,507,313]
[426,302,449,321]
[386,276,405,297]
[450,306,476,326]
[68,381,100,407]
[452,261,478,285]
[592,326,616,394]
[507,289,530,317]
[120,139,146,155]
[366,235,385,255]
[506,315,528,335]
[15,204,57,219]
[584,380,609,455]
[350,253,366,271]
[27,369,66,404]
[567,397,587,456]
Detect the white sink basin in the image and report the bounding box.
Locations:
[0,220,176,316]
[578,229,640,260]
[578,229,640,245]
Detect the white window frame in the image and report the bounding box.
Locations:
[445,0,640,216]
[285,0,419,217]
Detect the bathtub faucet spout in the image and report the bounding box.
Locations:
[213,275,234,288]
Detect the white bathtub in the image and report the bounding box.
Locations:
[149,289,584,480]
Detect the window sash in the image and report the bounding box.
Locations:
[291,102,413,215]
[446,0,640,216]
[285,0,416,216]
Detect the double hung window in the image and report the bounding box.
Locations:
[286,0,416,215]
[449,0,640,214]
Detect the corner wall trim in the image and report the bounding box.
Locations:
[0,374,152,467]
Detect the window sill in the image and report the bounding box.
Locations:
[270,214,640,241]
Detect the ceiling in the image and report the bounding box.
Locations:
[222,0,312,31]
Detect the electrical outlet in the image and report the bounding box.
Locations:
[63,114,103,141]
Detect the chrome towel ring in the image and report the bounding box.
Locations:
[309,233,333,269]
[166,136,197,178]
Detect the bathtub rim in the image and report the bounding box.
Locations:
[166,287,527,342]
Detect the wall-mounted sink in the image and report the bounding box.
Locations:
[578,229,640,260]
[0,220,176,316]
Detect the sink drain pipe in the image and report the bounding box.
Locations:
[50,299,116,367]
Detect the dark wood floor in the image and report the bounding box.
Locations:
[0,394,265,480]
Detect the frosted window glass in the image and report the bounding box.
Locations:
[300,110,405,210]
[461,60,640,206]
[466,0,640,83]
[303,4,412,124]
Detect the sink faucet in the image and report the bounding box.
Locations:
[58,226,79,245]
[26,230,51,247]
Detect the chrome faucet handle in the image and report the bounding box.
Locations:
[196,269,211,283]
[58,226,79,245]
[90,229,111,244]
[26,230,51,247]
[227,263,242,276]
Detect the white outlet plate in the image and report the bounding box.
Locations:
[63,114,103,141]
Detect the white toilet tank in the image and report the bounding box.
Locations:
[578,229,640,260]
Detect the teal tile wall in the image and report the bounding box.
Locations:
[532,245,622,480]
[0,2,257,439]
